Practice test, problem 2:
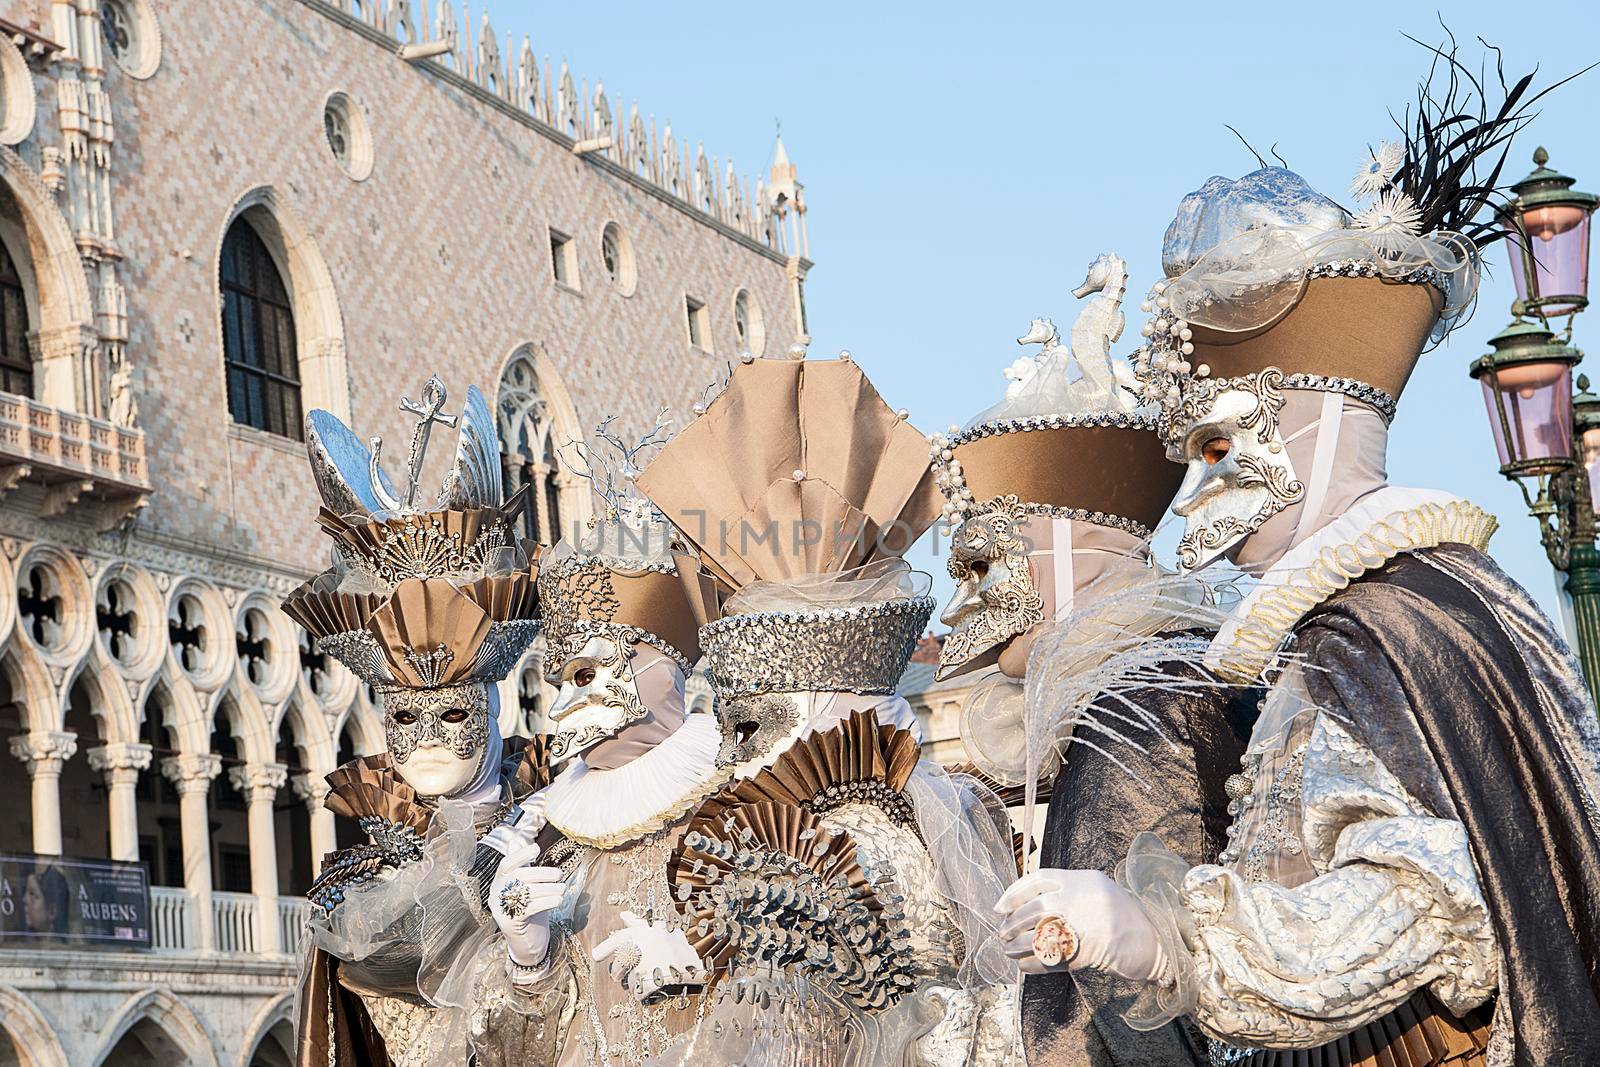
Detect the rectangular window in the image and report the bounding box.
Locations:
[550,229,575,288]
[685,295,709,351]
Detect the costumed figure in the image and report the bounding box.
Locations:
[932,255,1255,1066]
[994,55,1600,1067]
[634,353,1025,1066]
[284,376,551,1067]
[477,411,731,1066]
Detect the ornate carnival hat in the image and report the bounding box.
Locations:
[282,376,541,697]
[931,253,1182,680]
[534,411,719,675]
[635,353,940,700]
[1122,47,1553,571]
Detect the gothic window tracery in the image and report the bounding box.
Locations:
[496,352,568,547]
[220,217,303,440]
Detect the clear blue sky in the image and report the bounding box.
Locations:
[484,0,1600,622]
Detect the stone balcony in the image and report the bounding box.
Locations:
[0,389,151,529]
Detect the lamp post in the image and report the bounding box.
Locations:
[1473,148,1600,706]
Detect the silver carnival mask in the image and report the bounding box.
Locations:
[382,682,491,798]
[936,495,1045,680]
[546,628,650,760]
[713,694,801,772]
[1168,369,1304,572]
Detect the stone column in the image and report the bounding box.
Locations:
[160,752,222,950]
[86,742,154,862]
[230,762,288,954]
[9,731,79,855]
[291,774,336,878]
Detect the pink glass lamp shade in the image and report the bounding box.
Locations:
[1470,321,1580,476]
[1504,148,1598,317]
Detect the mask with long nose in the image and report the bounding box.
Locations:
[936,495,1045,680]
[544,628,653,761]
[1167,368,1304,572]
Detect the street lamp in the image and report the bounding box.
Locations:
[1474,147,1600,707]
[1503,147,1598,318]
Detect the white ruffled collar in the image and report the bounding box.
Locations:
[1207,487,1498,682]
[543,713,727,848]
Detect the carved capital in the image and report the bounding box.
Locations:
[290,774,331,808]
[160,752,222,794]
[9,731,78,775]
[228,761,288,803]
[87,742,153,785]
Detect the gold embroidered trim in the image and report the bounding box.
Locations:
[547,770,732,849]
[1211,500,1498,683]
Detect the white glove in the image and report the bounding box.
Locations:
[480,796,547,858]
[591,911,707,1003]
[994,868,1171,983]
[489,842,568,975]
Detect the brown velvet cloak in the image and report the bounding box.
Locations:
[1022,659,1256,1067]
[1292,544,1600,1067]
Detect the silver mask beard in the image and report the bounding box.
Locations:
[545,626,651,760]
[1167,369,1304,572]
[936,496,1045,680]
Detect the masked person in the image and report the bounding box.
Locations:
[995,66,1600,1067]
[931,255,1254,1066]
[474,414,728,1067]
[283,377,550,1067]
[635,353,1025,1066]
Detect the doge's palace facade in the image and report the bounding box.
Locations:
[0,2,808,1063]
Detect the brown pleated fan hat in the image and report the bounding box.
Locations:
[636,357,941,592]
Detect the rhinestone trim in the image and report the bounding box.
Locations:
[1280,374,1398,423]
[946,410,1158,450]
[701,597,935,700]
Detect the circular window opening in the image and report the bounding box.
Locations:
[168,593,210,676]
[97,578,142,666]
[18,562,67,652]
[733,289,766,357]
[599,222,636,296]
[323,93,374,181]
[236,608,275,689]
[99,0,161,79]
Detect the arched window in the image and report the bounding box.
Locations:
[221,217,302,439]
[496,351,567,546]
[0,239,30,396]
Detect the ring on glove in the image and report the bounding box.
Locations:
[610,943,644,988]
[498,878,532,920]
[1032,915,1080,968]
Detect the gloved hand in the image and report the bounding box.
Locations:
[488,841,568,974]
[480,796,547,858]
[994,868,1171,982]
[592,911,707,1003]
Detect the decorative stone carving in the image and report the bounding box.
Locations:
[228,761,288,803]
[160,752,222,794]
[9,731,78,775]
[87,741,153,784]
[290,774,331,808]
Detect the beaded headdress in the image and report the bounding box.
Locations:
[282,376,540,695]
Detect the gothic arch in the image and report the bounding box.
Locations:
[63,649,139,746]
[0,985,69,1067]
[331,693,383,758]
[495,344,587,543]
[210,685,274,768]
[216,187,350,422]
[274,698,334,776]
[0,145,96,410]
[92,987,219,1067]
[235,992,293,1067]
[1,643,58,732]
[150,668,211,757]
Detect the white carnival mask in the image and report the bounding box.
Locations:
[382,682,492,798]
[546,630,650,760]
[1168,369,1304,572]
